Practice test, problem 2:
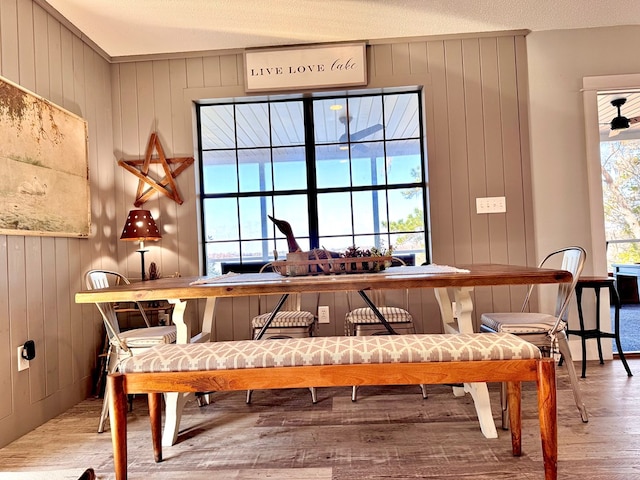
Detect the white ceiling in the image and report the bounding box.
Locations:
[43,0,640,58]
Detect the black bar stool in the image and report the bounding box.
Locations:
[567,276,632,378]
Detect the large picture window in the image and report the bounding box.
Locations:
[197,90,428,275]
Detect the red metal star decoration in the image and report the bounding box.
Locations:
[118,132,194,207]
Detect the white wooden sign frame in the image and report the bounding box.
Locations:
[244,43,367,93]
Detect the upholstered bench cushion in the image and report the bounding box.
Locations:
[252,311,315,328]
[119,333,541,373]
[119,325,177,348]
[481,312,557,334]
[346,306,413,324]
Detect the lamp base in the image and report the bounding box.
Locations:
[137,249,149,281]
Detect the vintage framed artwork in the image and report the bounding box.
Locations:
[0,75,89,237]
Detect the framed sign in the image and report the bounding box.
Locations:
[244,43,367,93]
[0,75,89,237]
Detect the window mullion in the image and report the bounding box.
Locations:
[303,99,319,249]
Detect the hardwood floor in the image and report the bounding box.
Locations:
[0,358,638,479]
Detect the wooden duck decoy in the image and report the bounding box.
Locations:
[268,215,339,259]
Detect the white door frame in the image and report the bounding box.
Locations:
[581,73,640,359]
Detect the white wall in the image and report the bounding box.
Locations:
[527,25,640,356]
[528,25,640,273]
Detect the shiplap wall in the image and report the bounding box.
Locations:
[110,32,535,342]
[0,0,114,447]
[0,0,536,448]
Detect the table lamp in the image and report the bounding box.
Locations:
[120,209,162,280]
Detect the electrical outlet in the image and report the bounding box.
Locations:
[476,196,506,214]
[17,346,29,372]
[318,306,330,324]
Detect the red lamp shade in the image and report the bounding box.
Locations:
[120,210,161,280]
[120,210,162,242]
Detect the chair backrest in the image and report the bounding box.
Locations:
[521,246,586,334]
[84,269,150,353]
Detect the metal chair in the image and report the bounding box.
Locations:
[85,269,177,433]
[246,262,318,403]
[480,246,589,428]
[344,257,427,401]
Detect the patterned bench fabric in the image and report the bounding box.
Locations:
[119,333,541,373]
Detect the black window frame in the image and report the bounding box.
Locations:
[196,89,430,275]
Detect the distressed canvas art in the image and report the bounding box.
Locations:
[0,76,89,237]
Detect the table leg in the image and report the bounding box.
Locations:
[161,299,195,446]
[433,286,498,439]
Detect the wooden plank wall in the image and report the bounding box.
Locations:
[0,0,113,448]
[110,31,535,341]
[0,0,537,449]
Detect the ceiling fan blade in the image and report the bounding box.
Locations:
[339,123,383,143]
[609,128,622,138]
[630,116,640,125]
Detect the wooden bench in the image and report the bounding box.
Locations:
[107,333,558,480]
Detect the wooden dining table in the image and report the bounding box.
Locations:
[76,263,572,446]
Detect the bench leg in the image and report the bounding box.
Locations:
[108,374,128,480]
[149,393,163,463]
[537,360,558,480]
[506,381,522,456]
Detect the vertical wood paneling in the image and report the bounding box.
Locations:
[514,35,536,270]
[46,14,62,106]
[0,0,114,447]
[16,0,34,90]
[425,41,454,263]
[32,3,47,95]
[203,56,222,87]
[444,39,472,264]
[55,238,71,388]
[41,238,59,396]
[0,0,19,80]
[220,54,239,86]
[373,44,393,78]
[461,39,492,320]
[0,236,11,420]
[169,58,199,280]
[497,36,529,310]
[408,41,428,75]
[152,60,181,276]
[391,43,410,77]
[461,39,489,262]
[24,237,45,400]
[8,237,28,404]
[186,57,204,88]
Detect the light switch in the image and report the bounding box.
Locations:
[476,196,506,214]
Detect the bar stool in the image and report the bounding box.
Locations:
[567,276,632,378]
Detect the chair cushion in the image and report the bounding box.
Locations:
[120,332,542,373]
[120,325,177,348]
[480,312,557,334]
[252,311,316,328]
[346,306,413,325]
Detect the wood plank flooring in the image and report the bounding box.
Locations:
[0,357,638,479]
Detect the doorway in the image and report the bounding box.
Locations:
[597,90,640,353]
